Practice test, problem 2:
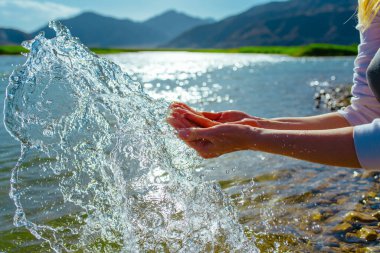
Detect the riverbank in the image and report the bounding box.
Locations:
[0,44,358,57]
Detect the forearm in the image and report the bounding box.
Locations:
[255,112,350,130]
[251,127,361,168]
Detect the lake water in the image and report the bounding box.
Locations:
[1,50,378,252]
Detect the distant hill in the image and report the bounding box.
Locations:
[0,28,31,45]
[143,10,214,41]
[165,0,359,48]
[0,2,360,49]
[33,12,166,48]
[32,11,214,48]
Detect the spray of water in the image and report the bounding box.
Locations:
[3,22,256,252]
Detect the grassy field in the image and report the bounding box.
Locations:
[188,44,358,57]
[0,45,29,55]
[0,44,358,57]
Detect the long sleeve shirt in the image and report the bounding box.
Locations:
[338,12,380,170]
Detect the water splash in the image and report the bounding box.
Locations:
[3,21,256,252]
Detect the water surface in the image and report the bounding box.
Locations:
[1,33,377,252]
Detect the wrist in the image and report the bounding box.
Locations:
[247,126,264,151]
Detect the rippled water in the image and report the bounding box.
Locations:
[1,23,376,253]
[1,22,255,252]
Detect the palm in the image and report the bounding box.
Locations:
[209,111,251,123]
[170,102,253,123]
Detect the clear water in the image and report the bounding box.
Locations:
[1,22,255,252]
[1,23,374,252]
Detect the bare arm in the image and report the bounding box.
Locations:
[170,102,351,131]
[252,126,360,168]
[256,112,351,130]
[169,103,361,168]
[178,124,361,169]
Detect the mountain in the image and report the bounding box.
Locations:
[165,0,359,48]
[0,28,32,45]
[33,11,214,48]
[143,10,214,41]
[34,12,166,48]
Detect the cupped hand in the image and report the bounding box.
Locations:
[168,107,221,129]
[168,107,260,130]
[177,124,257,159]
[170,102,258,124]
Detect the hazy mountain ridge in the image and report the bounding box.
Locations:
[165,0,359,48]
[0,1,360,48]
[34,12,167,48]
[0,10,214,47]
[0,28,32,45]
[143,10,215,41]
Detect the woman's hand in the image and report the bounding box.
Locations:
[169,102,260,128]
[177,124,257,159]
[170,102,258,123]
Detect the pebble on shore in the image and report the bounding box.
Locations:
[313,85,352,111]
[344,211,378,223]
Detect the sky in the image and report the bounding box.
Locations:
[0,0,284,32]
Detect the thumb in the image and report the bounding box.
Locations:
[231,119,259,127]
[178,128,212,141]
[202,111,222,121]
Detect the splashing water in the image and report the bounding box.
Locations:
[3,21,256,252]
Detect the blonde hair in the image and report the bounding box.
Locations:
[358,0,380,30]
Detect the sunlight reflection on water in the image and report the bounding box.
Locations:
[1,45,369,252]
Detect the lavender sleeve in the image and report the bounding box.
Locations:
[337,15,380,170]
[338,18,380,126]
[353,49,380,170]
[367,48,380,102]
[354,119,380,170]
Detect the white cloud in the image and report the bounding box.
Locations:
[0,0,80,32]
[11,0,79,17]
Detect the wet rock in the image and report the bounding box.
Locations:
[344,211,378,223]
[370,203,380,210]
[346,232,365,243]
[337,196,349,205]
[315,199,332,205]
[367,192,377,198]
[332,222,353,233]
[311,212,323,221]
[311,225,323,234]
[362,171,380,180]
[357,227,378,241]
[358,246,380,252]
[313,85,352,111]
[372,211,380,221]
[322,238,340,248]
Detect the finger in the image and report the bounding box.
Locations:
[171,108,216,127]
[171,107,196,118]
[230,119,259,127]
[170,102,199,115]
[201,111,222,121]
[167,116,192,129]
[168,111,198,129]
[178,128,213,142]
[217,112,245,123]
[169,101,187,109]
[184,111,220,128]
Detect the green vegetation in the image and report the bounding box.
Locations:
[0,45,29,55]
[0,44,358,57]
[90,48,141,54]
[189,44,358,57]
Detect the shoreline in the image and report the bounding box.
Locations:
[0,44,358,57]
